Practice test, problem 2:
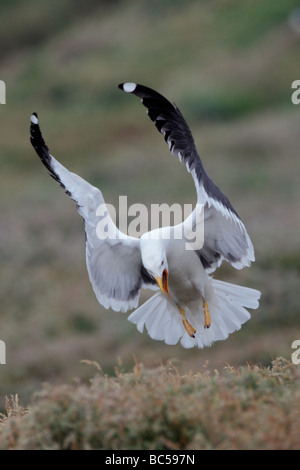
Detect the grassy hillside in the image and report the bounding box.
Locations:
[0,357,299,450]
[0,0,300,446]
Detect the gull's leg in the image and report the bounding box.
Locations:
[203,299,211,329]
[177,305,196,338]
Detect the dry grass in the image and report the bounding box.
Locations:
[0,357,299,450]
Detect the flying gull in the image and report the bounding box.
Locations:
[30,83,260,349]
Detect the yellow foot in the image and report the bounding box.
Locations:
[178,305,196,338]
[203,299,211,329]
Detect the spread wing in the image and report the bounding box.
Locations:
[30,113,156,313]
[119,83,254,272]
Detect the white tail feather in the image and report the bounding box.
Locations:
[128,280,260,349]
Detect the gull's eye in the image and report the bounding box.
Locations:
[161,260,164,266]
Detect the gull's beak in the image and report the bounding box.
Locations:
[156,269,170,298]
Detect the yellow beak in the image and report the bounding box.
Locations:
[156,269,170,298]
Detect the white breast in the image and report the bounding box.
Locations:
[165,238,211,306]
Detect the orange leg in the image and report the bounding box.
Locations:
[203,299,211,329]
[178,305,196,338]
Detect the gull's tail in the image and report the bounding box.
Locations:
[128,280,260,349]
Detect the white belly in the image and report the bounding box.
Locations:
[166,239,211,307]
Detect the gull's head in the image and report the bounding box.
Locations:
[140,235,170,298]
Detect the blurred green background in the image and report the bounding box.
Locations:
[0,0,300,407]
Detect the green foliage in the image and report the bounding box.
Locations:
[0,358,299,450]
[215,0,300,49]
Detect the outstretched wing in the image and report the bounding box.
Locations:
[30,113,156,312]
[119,83,254,272]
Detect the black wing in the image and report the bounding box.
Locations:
[119,83,254,272]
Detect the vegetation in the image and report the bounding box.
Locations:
[0,0,300,449]
[0,357,299,450]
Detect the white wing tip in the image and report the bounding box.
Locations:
[120,82,137,93]
[31,113,38,125]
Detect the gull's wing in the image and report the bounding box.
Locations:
[30,113,156,312]
[119,83,254,272]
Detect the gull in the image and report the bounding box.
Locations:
[30,83,260,349]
